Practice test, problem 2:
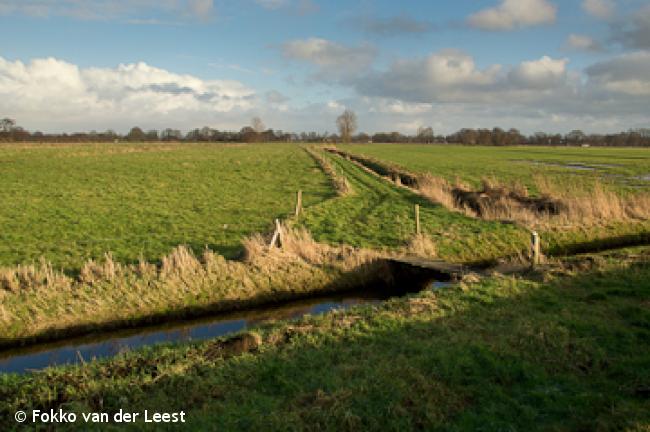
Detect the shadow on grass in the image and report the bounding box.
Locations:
[3,260,649,431]
[547,231,650,256]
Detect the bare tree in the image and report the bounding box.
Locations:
[417,126,434,143]
[336,110,357,143]
[251,117,265,142]
[1,118,16,133]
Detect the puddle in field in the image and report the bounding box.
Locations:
[515,160,623,171]
[529,161,594,170]
[0,281,452,374]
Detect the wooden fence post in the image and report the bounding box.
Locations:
[530,231,540,268]
[269,219,283,248]
[295,190,303,216]
[415,204,421,235]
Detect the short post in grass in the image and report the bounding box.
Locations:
[414,204,421,235]
[530,231,540,268]
[270,219,283,248]
[295,190,303,217]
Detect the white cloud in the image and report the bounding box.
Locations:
[188,0,214,20]
[345,49,649,133]
[282,38,377,79]
[0,0,214,22]
[2,52,649,136]
[508,56,568,88]
[612,5,650,50]
[265,90,289,104]
[565,34,603,52]
[468,0,556,31]
[365,98,432,115]
[582,0,615,19]
[0,57,254,131]
[354,50,503,102]
[353,52,582,105]
[586,51,650,95]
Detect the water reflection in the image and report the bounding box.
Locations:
[0,282,452,374]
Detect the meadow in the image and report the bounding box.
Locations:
[1,142,649,347]
[2,246,648,431]
[299,149,528,261]
[341,143,650,192]
[0,143,332,271]
[2,142,647,274]
[1,141,650,430]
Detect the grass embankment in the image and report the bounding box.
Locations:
[304,147,351,196]
[298,149,527,261]
[0,228,385,349]
[2,247,648,431]
[326,146,650,257]
[0,143,332,271]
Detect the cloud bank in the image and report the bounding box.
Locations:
[467,0,556,31]
[582,0,615,19]
[0,57,254,131]
[2,49,649,135]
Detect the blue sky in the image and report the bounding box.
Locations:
[1,0,649,134]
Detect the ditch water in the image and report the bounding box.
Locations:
[0,281,451,374]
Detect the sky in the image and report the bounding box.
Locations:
[0,0,649,135]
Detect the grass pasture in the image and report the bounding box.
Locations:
[1,142,650,430]
[0,143,332,271]
[1,142,648,346]
[298,150,528,262]
[341,144,650,192]
[2,247,648,431]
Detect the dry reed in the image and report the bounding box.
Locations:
[405,234,438,258]
[305,147,352,196]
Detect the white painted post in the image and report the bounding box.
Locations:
[295,190,303,216]
[415,204,421,235]
[531,231,540,268]
[276,219,283,247]
[269,219,283,248]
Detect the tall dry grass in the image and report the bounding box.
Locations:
[419,173,650,227]
[242,222,380,270]
[416,173,458,211]
[305,147,351,196]
[405,234,438,258]
[534,175,650,224]
[331,147,650,228]
[0,259,68,293]
[1,224,389,347]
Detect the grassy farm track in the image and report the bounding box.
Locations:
[299,150,527,262]
[325,144,650,261]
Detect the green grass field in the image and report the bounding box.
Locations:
[298,151,527,262]
[2,143,648,272]
[0,143,332,271]
[341,144,650,192]
[2,247,648,431]
[2,142,650,430]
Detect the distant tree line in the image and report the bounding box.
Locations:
[1,116,649,147]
